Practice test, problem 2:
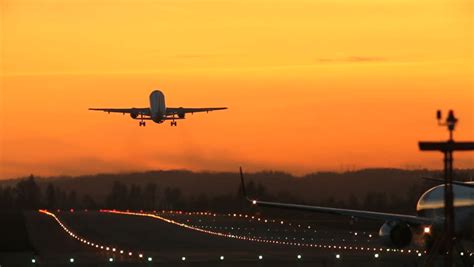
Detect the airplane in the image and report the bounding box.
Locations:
[89,90,227,126]
[239,167,474,250]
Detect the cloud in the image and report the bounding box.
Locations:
[173,53,226,59]
[347,56,387,62]
[315,56,388,64]
[0,157,144,179]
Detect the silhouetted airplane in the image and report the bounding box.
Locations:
[239,168,474,249]
[89,90,227,126]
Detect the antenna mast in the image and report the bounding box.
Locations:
[419,110,474,266]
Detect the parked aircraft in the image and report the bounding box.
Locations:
[239,168,474,249]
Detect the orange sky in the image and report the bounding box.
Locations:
[1,0,473,179]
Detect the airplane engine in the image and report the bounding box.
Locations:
[130,112,138,119]
[378,221,412,248]
[177,107,185,119]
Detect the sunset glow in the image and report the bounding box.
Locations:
[1,0,473,178]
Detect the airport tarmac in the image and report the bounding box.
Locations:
[1,210,471,266]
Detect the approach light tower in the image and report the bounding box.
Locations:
[419,110,474,267]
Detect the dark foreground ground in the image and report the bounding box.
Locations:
[0,210,472,266]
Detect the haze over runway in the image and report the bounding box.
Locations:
[1,0,473,179]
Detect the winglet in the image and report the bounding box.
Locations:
[240,167,257,205]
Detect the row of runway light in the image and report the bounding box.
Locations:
[142,211,401,250]
[146,211,474,258]
[38,209,154,263]
[184,224,373,243]
[151,209,471,257]
[56,208,375,237]
[156,209,378,239]
[100,209,425,256]
[42,209,372,253]
[39,209,474,263]
[187,224,369,245]
[164,210,330,230]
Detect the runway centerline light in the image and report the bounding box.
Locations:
[258,255,263,260]
[69,258,75,263]
[31,258,36,264]
[109,258,113,262]
[297,254,302,260]
[374,253,379,258]
[336,254,341,259]
[181,256,186,261]
[220,256,224,260]
[148,257,152,262]
[252,200,257,205]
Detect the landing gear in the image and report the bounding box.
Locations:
[138,114,146,127]
[171,121,177,126]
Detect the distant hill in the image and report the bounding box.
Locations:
[2,168,473,204]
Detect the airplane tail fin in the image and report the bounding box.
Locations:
[240,167,255,202]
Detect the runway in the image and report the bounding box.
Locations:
[9,209,471,266]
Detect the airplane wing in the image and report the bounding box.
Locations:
[89,108,150,115]
[239,168,434,226]
[251,199,433,225]
[423,177,474,188]
[166,107,227,115]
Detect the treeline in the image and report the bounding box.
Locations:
[0,175,96,210]
[0,174,431,216]
[0,175,272,212]
[4,168,471,209]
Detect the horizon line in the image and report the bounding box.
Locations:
[2,166,474,182]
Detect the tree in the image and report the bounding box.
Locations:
[4,186,15,210]
[163,187,183,210]
[53,187,68,209]
[256,183,266,197]
[67,190,78,208]
[143,183,158,210]
[347,194,359,209]
[82,194,97,209]
[237,181,257,197]
[15,175,41,210]
[0,186,15,210]
[106,181,128,209]
[45,183,56,209]
[129,184,143,210]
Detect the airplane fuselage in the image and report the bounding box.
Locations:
[149,90,166,123]
[416,182,474,239]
